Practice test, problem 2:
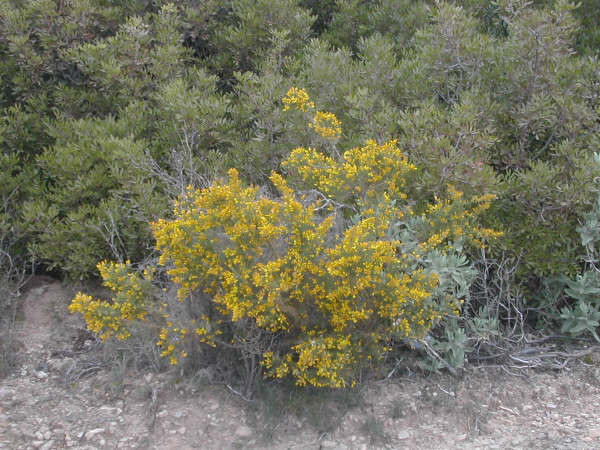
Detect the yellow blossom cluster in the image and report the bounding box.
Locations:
[282,87,315,112]
[309,111,342,139]
[283,139,416,209]
[282,87,342,141]
[264,334,357,388]
[153,169,308,332]
[421,185,503,252]
[69,261,149,341]
[156,325,189,365]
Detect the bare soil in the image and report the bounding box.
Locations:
[1,278,600,449]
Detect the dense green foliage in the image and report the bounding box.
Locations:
[2,0,600,382]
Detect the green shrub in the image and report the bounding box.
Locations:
[323,0,430,55]
[207,0,315,86]
[558,174,600,341]
[23,115,163,278]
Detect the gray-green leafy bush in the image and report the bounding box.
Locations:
[560,301,600,341]
[559,164,600,340]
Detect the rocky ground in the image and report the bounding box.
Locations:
[1,278,600,449]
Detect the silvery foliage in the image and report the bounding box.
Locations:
[391,213,476,369]
[560,153,600,341]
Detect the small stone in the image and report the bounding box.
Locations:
[178,426,186,434]
[100,405,116,412]
[31,441,45,449]
[43,431,52,440]
[235,425,253,438]
[84,428,105,439]
[99,439,106,446]
[397,430,410,440]
[35,432,44,440]
[157,410,168,418]
[320,440,337,448]
[35,371,48,380]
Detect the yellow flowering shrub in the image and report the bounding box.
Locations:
[150,166,443,387]
[70,88,499,389]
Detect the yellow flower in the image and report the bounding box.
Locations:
[282,87,315,112]
[309,111,342,139]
